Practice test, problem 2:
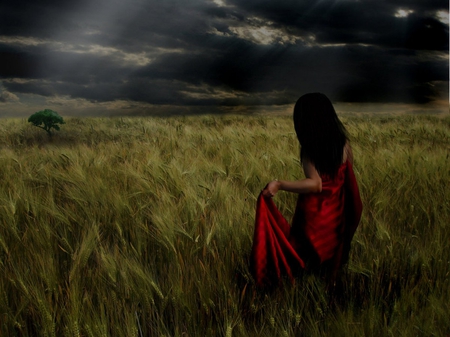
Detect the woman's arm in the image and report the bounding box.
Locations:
[262,158,322,198]
[344,141,353,165]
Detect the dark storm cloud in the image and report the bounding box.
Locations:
[0,0,90,38]
[227,0,449,50]
[0,46,42,78]
[0,0,448,116]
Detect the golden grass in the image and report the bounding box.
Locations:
[0,114,449,336]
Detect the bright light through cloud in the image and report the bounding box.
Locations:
[211,0,227,6]
[229,25,299,45]
[209,16,300,45]
[67,45,153,67]
[0,35,48,46]
[435,10,449,25]
[0,35,154,67]
[394,9,414,18]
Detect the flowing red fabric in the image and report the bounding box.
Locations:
[251,161,362,286]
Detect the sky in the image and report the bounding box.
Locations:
[0,0,448,117]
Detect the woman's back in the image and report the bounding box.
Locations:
[251,93,362,286]
[290,160,350,267]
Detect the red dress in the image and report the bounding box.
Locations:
[251,161,362,286]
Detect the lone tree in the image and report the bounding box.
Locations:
[28,109,65,136]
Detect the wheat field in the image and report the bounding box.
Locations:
[0,114,449,336]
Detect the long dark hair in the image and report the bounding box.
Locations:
[293,93,348,177]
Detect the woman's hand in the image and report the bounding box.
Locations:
[262,180,281,198]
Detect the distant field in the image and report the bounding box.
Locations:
[0,114,449,336]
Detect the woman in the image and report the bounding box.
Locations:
[251,93,362,286]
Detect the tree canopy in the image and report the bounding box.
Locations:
[28,109,65,136]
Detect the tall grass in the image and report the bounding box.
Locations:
[0,114,449,336]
